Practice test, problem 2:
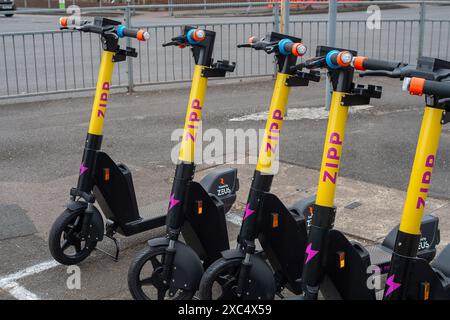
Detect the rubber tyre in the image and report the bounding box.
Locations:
[48,209,97,265]
[128,246,196,300]
[5,14,13,17]
[198,257,242,300]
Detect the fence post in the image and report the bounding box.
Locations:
[418,0,426,58]
[125,5,134,93]
[325,0,337,111]
[246,0,252,14]
[273,1,280,78]
[281,0,290,35]
[273,1,280,33]
[168,0,173,16]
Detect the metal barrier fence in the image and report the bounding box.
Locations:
[1,1,450,100]
[290,19,450,64]
[0,21,276,98]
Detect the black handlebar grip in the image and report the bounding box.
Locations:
[353,56,401,71]
[84,25,105,34]
[424,80,450,97]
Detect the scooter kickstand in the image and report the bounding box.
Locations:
[275,291,285,299]
[94,222,120,262]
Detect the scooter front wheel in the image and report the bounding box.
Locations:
[199,257,243,300]
[48,209,97,265]
[128,246,195,300]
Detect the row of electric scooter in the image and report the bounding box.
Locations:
[49,16,450,300]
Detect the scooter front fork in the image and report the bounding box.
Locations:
[80,203,95,240]
[162,234,179,284]
[236,242,256,297]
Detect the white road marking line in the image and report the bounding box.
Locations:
[229,105,374,122]
[0,260,59,285]
[226,212,242,226]
[2,281,40,300]
[0,260,59,300]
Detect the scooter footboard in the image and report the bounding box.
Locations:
[183,181,230,266]
[258,193,308,294]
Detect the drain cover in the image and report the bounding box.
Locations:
[344,201,362,210]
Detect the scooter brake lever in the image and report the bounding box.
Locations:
[359,70,395,78]
[236,43,252,48]
[290,63,306,72]
[438,97,450,107]
[162,40,182,47]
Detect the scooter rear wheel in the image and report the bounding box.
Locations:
[199,257,242,300]
[48,209,97,265]
[128,246,195,300]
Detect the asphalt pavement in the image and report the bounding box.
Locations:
[1,5,450,300]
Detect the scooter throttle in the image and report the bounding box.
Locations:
[325,50,353,68]
[279,39,307,57]
[186,29,206,44]
[116,25,150,41]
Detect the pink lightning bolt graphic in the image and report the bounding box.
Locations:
[384,275,401,297]
[305,243,319,264]
[79,162,88,175]
[168,193,180,210]
[243,204,254,220]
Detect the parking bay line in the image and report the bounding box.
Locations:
[0,260,59,300]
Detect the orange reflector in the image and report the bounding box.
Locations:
[409,77,425,96]
[248,36,258,44]
[337,251,345,269]
[197,200,203,215]
[136,30,149,41]
[103,168,110,181]
[308,206,314,215]
[272,213,279,228]
[59,17,68,28]
[353,56,367,71]
[422,282,430,300]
